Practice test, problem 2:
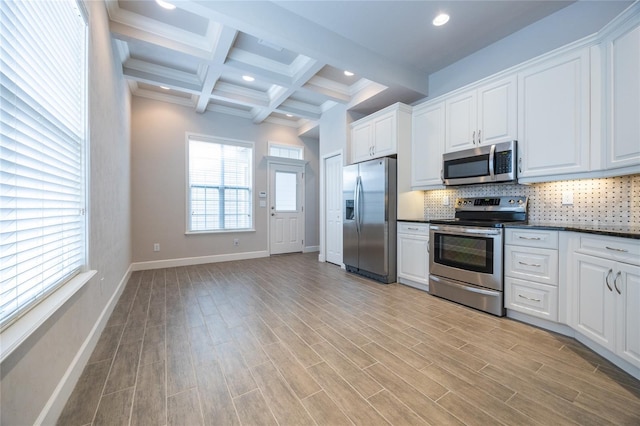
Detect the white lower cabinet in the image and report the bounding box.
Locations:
[397,222,429,291]
[571,238,640,369]
[505,277,558,321]
[504,229,559,320]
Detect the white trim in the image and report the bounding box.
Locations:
[1,270,97,363]
[131,250,270,271]
[303,245,319,253]
[34,265,132,425]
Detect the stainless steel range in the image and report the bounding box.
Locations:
[428,196,528,316]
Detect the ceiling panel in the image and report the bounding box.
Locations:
[108,0,630,133]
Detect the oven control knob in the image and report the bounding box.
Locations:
[509,199,515,204]
[518,199,524,204]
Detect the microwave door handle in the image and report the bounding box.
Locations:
[489,144,496,179]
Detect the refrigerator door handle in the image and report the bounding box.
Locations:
[355,176,361,234]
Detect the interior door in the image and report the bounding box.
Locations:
[269,163,304,255]
[325,154,343,265]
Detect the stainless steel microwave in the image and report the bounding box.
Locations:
[442,140,517,186]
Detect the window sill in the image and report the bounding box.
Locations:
[185,228,256,235]
[0,270,97,363]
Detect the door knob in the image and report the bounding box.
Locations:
[271,213,275,216]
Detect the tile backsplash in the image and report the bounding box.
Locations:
[423,174,639,226]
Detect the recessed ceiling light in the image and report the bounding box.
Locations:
[286,114,293,117]
[160,86,170,90]
[242,75,255,82]
[155,0,176,10]
[344,70,354,77]
[433,13,450,26]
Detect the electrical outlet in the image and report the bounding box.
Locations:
[153,243,160,252]
[562,192,574,205]
[443,195,450,206]
[233,238,239,246]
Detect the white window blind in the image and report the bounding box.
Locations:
[188,136,253,231]
[0,0,87,328]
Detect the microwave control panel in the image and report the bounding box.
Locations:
[494,150,513,174]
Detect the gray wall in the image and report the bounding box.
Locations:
[0,1,132,424]
[425,0,632,100]
[130,97,320,262]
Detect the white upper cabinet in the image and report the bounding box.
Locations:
[445,76,517,152]
[517,48,591,179]
[350,103,411,164]
[412,101,445,188]
[604,19,640,170]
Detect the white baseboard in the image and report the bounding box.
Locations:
[131,250,270,271]
[36,265,132,425]
[303,245,319,253]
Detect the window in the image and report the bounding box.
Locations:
[268,142,303,160]
[0,1,88,328]
[187,135,253,232]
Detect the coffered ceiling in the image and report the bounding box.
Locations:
[107,0,577,133]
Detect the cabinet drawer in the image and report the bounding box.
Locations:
[505,229,558,249]
[505,245,558,286]
[577,235,640,266]
[398,222,429,235]
[505,277,558,321]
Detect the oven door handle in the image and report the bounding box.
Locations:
[430,225,501,236]
[430,275,501,296]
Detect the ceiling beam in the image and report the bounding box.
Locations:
[195,26,238,113]
[251,57,325,123]
[180,1,429,95]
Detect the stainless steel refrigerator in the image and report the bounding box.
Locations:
[343,157,397,283]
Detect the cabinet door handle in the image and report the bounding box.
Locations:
[605,246,628,253]
[472,131,476,144]
[518,294,541,303]
[478,129,481,144]
[407,227,420,231]
[605,269,613,292]
[518,236,541,240]
[614,271,622,295]
[518,157,522,173]
[518,261,541,267]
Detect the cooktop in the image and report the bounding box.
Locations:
[429,196,528,227]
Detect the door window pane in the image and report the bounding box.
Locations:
[275,172,297,211]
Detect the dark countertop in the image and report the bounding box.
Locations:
[504,222,640,240]
[397,219,640,239]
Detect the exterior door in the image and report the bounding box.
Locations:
[325,154,342,265]
[269,163,304,255]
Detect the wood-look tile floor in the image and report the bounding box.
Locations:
[58,253,640,425]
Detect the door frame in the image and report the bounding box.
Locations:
[319,149,343,265]
[267,157,307,255]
